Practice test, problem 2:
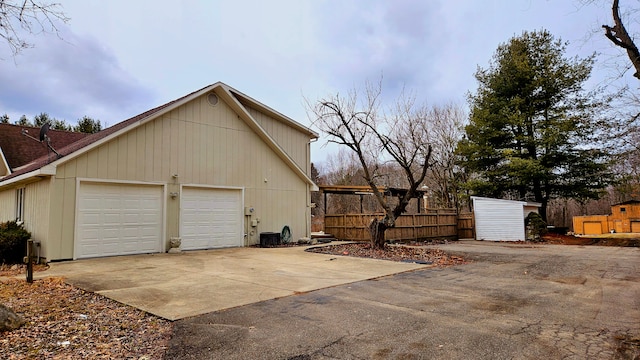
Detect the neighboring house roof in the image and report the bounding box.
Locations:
[0,123,88,171]
[0,82,319,190]
[613,200,640,206]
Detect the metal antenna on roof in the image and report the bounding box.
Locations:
[21,123,62,159]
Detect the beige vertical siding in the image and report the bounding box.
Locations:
[0,180,52,258]
[0,149,9,177]
[0,188,14,222]
[47,177,65,260]
[47,93,311,259]
[23,179,51,251]
[244,105,312,174]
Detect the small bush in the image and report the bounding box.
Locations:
[0,221,31,264]
[525,212,547,242]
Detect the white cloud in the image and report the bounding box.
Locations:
[0,27,155,125]
[0,0,631,164]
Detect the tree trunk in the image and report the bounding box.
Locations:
[369,218,388,249]
[603,0,640,80]
[539,200,548,223]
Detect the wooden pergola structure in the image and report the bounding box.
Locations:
[318,185,428,215]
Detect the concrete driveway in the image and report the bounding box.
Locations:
[166,242,640,360]
[38,245,427,320]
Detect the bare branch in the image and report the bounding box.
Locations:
[0,0,69,58]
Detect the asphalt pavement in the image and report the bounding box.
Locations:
[166,241,640,360]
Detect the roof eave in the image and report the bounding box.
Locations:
[225,85,318,139]
[471,196,528,205]
[0,165,55,189]
[215,85,318,190]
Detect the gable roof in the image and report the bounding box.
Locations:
[613,200,640,206]
[0,123,88,172]
[0,82,318,190]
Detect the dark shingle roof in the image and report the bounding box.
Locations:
[0,123,88,170]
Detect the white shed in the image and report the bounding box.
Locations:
[472,196,539,241]
[523,201,542,219]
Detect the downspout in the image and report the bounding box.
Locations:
[307,136,318,237]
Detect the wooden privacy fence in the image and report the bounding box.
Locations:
[325,209,473,241]
[457,213,474,239]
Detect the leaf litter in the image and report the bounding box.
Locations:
[0,277,172,359]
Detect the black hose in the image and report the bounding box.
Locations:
[281,225,292,244]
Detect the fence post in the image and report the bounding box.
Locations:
[25,239,34,283]
[436,209,440,239]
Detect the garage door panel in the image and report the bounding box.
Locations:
[104,213,122,225]
[83,198,102,209]
[105,198,121,208]
[77,183,163,259]
[81,213,102,224]
[583,222,602,235]
[81,244,99,256]
[181,187,242,250]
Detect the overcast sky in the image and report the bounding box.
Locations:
[0,0,633,164]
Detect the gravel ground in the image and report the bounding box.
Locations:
[0,275,172,360]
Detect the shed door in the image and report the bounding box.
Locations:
[473,198,526,241]
[180,187,243,250]
[631,222,640,233]
[76,182,163,259]
[583,222,603,235]
[614,220,623,233]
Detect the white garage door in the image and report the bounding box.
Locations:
[472,197,526,241]
[76,182,163,259]
[181,187,243,250]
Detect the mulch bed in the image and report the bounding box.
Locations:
[0,277,172,359]
[306,242,469,266]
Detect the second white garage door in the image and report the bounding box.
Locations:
[180,187,243,250]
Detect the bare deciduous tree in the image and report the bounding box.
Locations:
[0,0,69,57]
[321,150,369,214]
[602,0,640,80]
[308,81,432,249]
[424,103,467,209]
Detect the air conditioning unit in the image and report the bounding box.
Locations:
[260,232,281,247]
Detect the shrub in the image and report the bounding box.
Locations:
[525,212,547,242]
[0,221,31,264]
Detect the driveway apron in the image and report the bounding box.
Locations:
[37,246,427,320]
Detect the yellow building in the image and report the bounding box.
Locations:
[573,200,640,235]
